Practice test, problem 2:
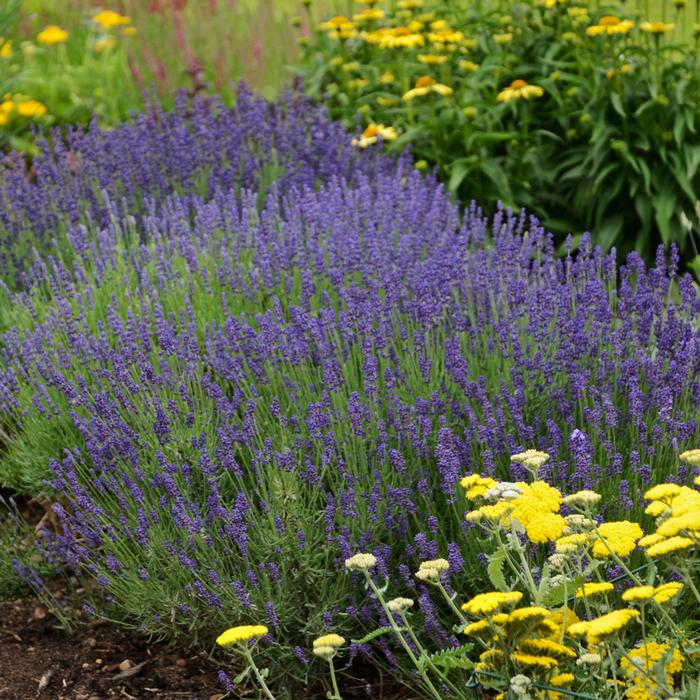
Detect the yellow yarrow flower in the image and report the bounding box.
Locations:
[646,535,695,557]
[591,521,642,558]
[576,581,614,598]
[621,641,683,689]
[313,633,345,649]
[644,500,669,516]
[679,449,700,468]
[510,651,559,669]
[379,70,395,84]
[653,582,683,603]
[497,79,544,102]
[523,511,566,543]
[462,591,523,616]
[460,474,498,498]
[568,609,639,645]
[216,624,268,646]
[640,21,674,34]
[37,25,68,45]
[551,673,575,687]
[656,511,700,537]
[621,585,656,602]
[519,638,576,660]
[0,40,12,59]
[644,483,682,501]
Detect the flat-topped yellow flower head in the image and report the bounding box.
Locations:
[216,624,268,647]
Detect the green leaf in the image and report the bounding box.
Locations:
[467,130,519,146]
[351,626,401,644]
[428,644,475,671]
[233,666,251,684]
[448,159,472,192]
[486,551,508,591]
[542,575,585,606]
[610,91,625,118]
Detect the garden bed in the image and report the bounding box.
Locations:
[0,593,223,700]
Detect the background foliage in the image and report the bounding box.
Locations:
[298,0,700,271]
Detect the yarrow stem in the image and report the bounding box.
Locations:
[362,572,444,700]
[242,647,277,700]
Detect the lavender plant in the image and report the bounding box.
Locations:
[0,91,698,693]
[0,85,390,292]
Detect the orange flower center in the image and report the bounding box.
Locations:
[599,15,621,25]
[510,79,528,89]
[415,75,436,88]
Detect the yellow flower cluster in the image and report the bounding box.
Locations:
[621,582,683,604]
[585,16,634,36]
[568,609,639,645]
[640,480,700,558]
[0,94,48,126]
[312,633,345,659]
[620,641,683,698]
[319,15,358,40]
[464,600,578,678]
[463,465,565,544]
[364,26,425,48]
[216,624,268,647]
[591,520,643,558]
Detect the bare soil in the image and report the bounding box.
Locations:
[0,594,418,700]
[0,594,224,700]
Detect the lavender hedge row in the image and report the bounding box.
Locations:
[0,85,390,292]
[0,90,699,690]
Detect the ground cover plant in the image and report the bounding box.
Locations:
[0,87,698,697]
[298,0,700,270]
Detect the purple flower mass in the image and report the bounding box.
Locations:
[0,87,698,673]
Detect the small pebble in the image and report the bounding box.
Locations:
[118,659,132,671]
